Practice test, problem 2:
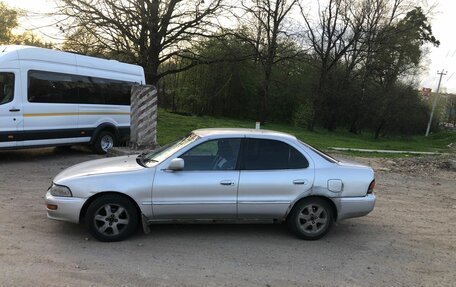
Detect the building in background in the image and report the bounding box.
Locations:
[422,89,456,129]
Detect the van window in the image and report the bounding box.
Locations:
[28,71,79,104]
[0,73,15,105]
[28,70,133,105]
[77,76,132,105]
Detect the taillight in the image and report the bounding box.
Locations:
[367,179,375,194]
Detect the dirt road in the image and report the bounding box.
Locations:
[0,148,455,286]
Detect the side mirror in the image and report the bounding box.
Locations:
[167,158,184,171]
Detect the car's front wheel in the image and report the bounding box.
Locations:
[85,194,139,242]
[287,198,333,240]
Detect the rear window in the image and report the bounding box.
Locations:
[299,141,338,163]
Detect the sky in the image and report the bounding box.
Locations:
[2,0,456,93]
[419,0,456,93]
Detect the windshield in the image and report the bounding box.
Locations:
[141,133,200,166]
[299,140,339,163]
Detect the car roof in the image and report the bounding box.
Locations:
[193,128,297,140]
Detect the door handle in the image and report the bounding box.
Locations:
[220,180,234,186]
[293,179,307,185]
[9,108,20,112]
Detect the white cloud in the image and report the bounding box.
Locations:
[420,0,456,93]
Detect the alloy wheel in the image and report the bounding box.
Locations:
[93,203,130,236]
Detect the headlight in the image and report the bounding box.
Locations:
[49,184,72,197]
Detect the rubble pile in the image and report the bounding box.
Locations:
[384,154,456,174]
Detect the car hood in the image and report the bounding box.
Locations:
[54,155,147,183]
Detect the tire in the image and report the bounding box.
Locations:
[85,194,139,242]
[93,131,116,154]
[287,198,333,240]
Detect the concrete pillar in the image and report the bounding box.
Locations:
[130,85,158,149]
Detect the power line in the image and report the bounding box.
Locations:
[425,70,447,136]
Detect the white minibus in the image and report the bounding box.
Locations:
[0,45,145,154]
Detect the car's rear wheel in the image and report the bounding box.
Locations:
[85,194,138,242]
[287,198,333,240]
[93,131,116,154]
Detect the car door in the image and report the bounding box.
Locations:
[237,138,314,219]
[0,70,22,148]
[152,138,242,219]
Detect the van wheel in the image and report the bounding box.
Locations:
[85,194,139,242]
[287,198,333,240]
[94,131,116,154]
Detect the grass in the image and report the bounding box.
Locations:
[157,109,456,156]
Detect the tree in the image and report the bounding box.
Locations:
[62,27,110,58]
[0,2,52,48]
[0,1,19,44]
[299,0,439,136]
[366,7,439,137]
[58,0,227,86]
[300,0,366,130]
[12,31,53,48]
[230,0,299,122]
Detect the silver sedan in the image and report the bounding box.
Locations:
[46,128,376,242]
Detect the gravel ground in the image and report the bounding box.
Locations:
[0,147,455,287]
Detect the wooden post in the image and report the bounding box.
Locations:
[130,85,158,149]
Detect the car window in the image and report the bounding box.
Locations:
[180,138,241,171]
[242,139,309,170]
[299,140,338,163]
[0,73,14,105]
[186,140,218,156]
[143,133,200,165]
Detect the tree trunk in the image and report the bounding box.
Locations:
[259,65,273,123]
[375,120,386,139]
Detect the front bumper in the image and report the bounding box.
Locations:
[334,194,376,221]
[45,191,87,224]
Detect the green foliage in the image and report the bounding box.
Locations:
[55,0,442,138]
[292,104,313,128]
[0,2,52,48]
[160,33,314,123]
[402,7,440,47]
[12,31,53,48]
[0,2,18,44]
[161,35,264,119]
[157,109,455,155]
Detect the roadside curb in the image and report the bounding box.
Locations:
[329,147,445,155]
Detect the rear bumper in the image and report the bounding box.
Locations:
[45,191,86,224]
[333,194,376,221]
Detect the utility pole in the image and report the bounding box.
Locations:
[425,70,447,136]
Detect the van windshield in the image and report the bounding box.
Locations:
[0,73,14,105]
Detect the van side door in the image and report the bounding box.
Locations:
[22,70,81,147]
[0,70,22,148]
